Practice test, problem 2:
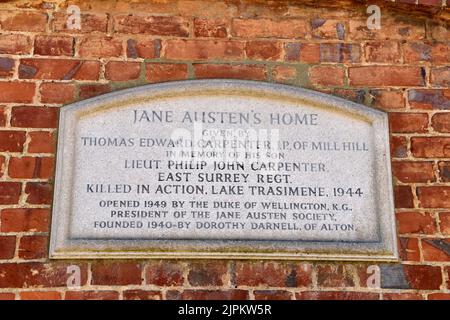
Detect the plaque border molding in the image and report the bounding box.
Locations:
[49,79,398,261]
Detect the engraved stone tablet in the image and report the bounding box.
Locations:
[50,80,398,260]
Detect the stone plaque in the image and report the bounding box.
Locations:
[50,80,398,261]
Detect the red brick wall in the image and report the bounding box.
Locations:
[0,0,449,300]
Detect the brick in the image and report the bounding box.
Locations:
[284,42,300,62]
[18,235,48,260]
[25,182,53,205]
[20,291,61,300]
[40,83,76,104]
[245,41,282,61]
[408,89,450,110]
[19,59,100,80]
[439,161,450,182]
[389,113,428,133]
[11,106,58,128]
[165,290,180,300]
[272,65,297,83]
[289,264,320,287]
[349,66,425,87]
[447,267,450,289]
[418,0,443,6]
[428,293,450,300]
[0,263,87,288]
[187,261,227,286]
[0,34,32,54]
[0,208,50,232]
[0,236,16,259]
[0,57,15,78]
[432,114,450,133]
[91,262,142,285]
[394,186,414,208]
[403,42,449,64]
[310,66,344,86]
[145,261,184,286]
[332,89,366,104]
[194,18,228,38]
[373,264,405,289]
[391,136,408,158]
[114,14,189,37]
[194,64,266,80]
[8,156,54,179]
[232,18,307,39]
[398,237,420,261]
[0,82,36,103]
[16,156,48,180]
[79,37,122,58]
[364,41,401,63]
[28,131,56,153]
[370,90,405,110]
[0,293,15,300]
[296,291,379,300]
[238,0,288,17]
[440,212,450,235]
[52,12,108,33]
[316,264,354,287]
[0,155,5,177]
[418,186,450,208]
[105,61,141,81]
[123,290,162,300]
[235,262,312,287]
[0,131,26,152]
[175,290,249,300]
[320,43,360,63]
[164,39,244,60]
[403,265,442,290]
[8,157,42,179]
[411,137,450,158]
[382,293,423,300]
[114,15,189,36]
[176,0,234,17]
[34,36,73,56]
[0,11,47,32]
[285,44,313,64]
[349,18,425,40]
[0,182,21,205]
[291,43,320,63]
[78,84,111,100]
[0,107,5,127]
[145,63,188,83]
[127,39,160,59]
[254,290,293,300]
[311,19,345,39]
[422,239,450,262]
[392,161,435,183]
[65,291,119,300]
[396,211,436,234]
[428,21,449,41]
[431,67,450,87]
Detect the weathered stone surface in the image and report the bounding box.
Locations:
[50,80,397,261]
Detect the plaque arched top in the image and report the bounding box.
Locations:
[61,80,385,124]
